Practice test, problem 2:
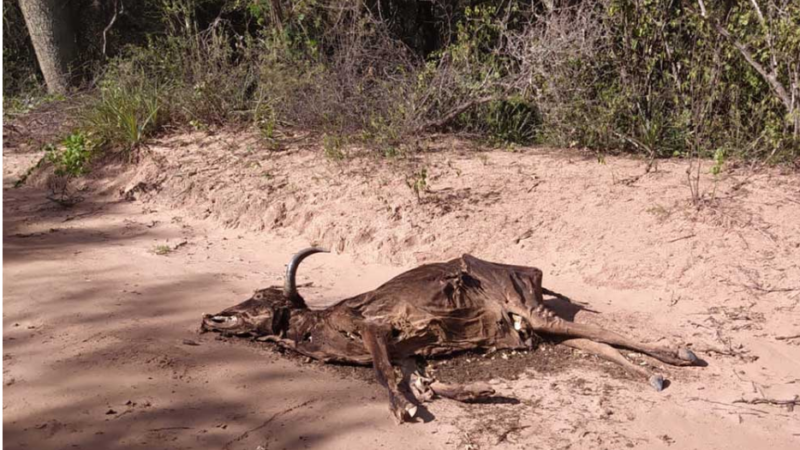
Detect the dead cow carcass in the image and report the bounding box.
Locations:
[202,248,700,422]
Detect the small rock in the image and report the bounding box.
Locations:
[182,339,200,346]
[105,409,117,415]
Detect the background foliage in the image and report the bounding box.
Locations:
[4,0,799,162]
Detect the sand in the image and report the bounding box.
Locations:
[3,128,799,449]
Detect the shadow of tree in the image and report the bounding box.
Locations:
[3,183,456,450]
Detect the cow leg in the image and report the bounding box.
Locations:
[398,359,497,403]
[561,338,665,391]
[429,381,496,402]
[361,323,417,423]
[529,311,698,367]
[399,359,436,403]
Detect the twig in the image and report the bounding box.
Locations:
[222,400,314,450]
[495,425,529,445]
[102,0,124,57]
[775,334,800,341]
[611,131,656,162]
[690,344,755,361]
[696,0,707,17]
[421,95,499,131]
[747,285,799,294]
[784,194,800,206]
[734,395,799,412]
[666,234,696,243]
[687,397,769,414]
[63,207,103,222]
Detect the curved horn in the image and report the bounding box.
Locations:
[284,247,329,302]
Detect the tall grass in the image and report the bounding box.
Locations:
[83,74,162,150]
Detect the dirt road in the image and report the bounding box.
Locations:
[3,132,800,449]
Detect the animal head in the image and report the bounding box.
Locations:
[201,247,328,336]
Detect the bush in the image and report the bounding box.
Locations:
[81,1,421,150]
[83,65,163,150]
[10,0,797,164]
[46,131,94,177]
[458,98,541,145]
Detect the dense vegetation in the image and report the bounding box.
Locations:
[4,0,800,164]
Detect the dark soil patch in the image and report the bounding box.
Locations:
[206,331,638,387]
[428,343,578,384]
[3,96,86,153]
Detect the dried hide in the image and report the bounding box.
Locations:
[203,249,701,423]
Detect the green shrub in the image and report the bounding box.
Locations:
[459,98,540,145]
[11,0,796,165]
[323,134,347,161]
[46,131,94,177]
[83,74,162,150]
[406,168,428,201]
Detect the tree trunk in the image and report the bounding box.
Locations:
[18,0,78,94]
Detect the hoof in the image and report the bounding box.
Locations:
[391,398,417,424]
[391,407,408,424]
[678,348,698,364]
[649,374,665,392]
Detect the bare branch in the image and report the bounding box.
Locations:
[748,0,766,24]
[696,0,707,18]
[102,0,124,58]
[710,20,793,112]
[733,395,799,412]
[419,94,499,131]
[748,0,778,72]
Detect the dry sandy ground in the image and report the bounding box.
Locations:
[3,129,800,449]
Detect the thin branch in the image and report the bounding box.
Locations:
[696,0,707,18]
[222,400,314,450]
[420,94,500,131]
[748,0,778,72]
[666,234,696,243]
[734,395,800,412]
[749,0,766,25]
[705,13,792,112]
[775,334,800,341]
[611,131,655,159]
[102,0,124,58]
[745,285,799,294]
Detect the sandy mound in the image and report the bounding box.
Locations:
[125,130,800,339]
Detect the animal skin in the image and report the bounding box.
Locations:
[202,248,700,423]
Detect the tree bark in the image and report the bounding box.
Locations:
[18,0,78,94]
